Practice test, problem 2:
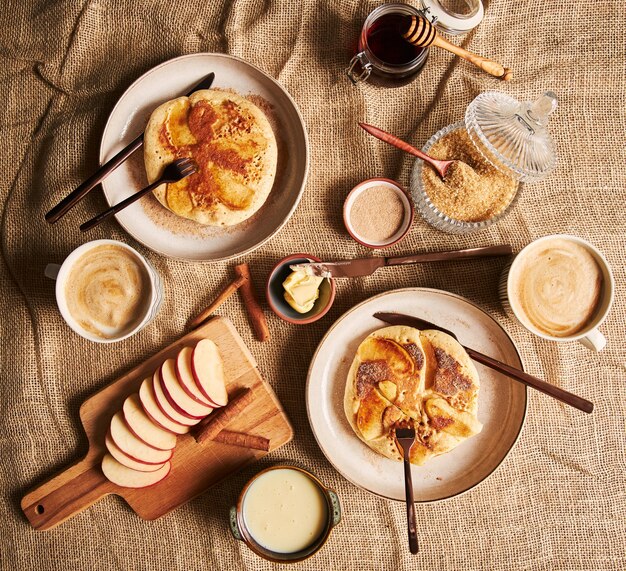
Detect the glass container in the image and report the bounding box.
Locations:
[411,91,558,233]
[418,0,484,35]
[347,3,430,87]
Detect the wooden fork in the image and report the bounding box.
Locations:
[396,426,419,554]
[80,158,198,232]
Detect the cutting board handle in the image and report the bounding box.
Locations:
[21,455,112,530]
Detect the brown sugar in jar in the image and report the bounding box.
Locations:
[422,128,517,222]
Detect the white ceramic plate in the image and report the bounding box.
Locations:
[99,53,309,261]
[306,288,527,502]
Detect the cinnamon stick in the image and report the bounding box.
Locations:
[195,387,254,444]
[189,275,247,329]
[234,263,270,342]
[212,430,270,451]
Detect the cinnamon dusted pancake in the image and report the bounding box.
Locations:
[144,89,278,226]
[344,326,482,466]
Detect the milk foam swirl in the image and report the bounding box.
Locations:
[65,245,150,339]
[510,238,602,337]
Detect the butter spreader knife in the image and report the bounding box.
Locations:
[45,72,216,224]
[290,245,512,278]
[374,312,594,414]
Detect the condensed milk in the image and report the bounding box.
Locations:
[242,468,328,554]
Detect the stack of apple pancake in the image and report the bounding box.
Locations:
[344,326,483,466]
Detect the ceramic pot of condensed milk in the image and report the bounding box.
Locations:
[229,466,342,563]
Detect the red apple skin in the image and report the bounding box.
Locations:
[105,431,164,472]
[142,405,179,434]
[120,412,169,452]
[102,455,172,489]
[175,349,215,407]
[191,343,227,407]
[108,427,172,466]
[152,371,197,427]
[159,365,205,421]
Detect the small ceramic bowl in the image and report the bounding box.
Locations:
[229,465,342,564]
[266,254,336,324]
[343,178,414,249]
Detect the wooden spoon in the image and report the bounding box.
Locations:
[401,15,512,81]
[359,122,454,179]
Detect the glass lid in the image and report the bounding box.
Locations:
[464,91,558,183]
[420,0,484,35]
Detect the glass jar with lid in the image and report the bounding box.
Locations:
[417,0,484,36]
[410,91,559,233]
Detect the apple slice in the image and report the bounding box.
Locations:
[105,431,164,473]
[109,411,172,465]
[139,377,190,435]
[123,393,177,451]
[192,339,228,407]
[102,454,170,488]
[152,370,200,427]
[160,358,213,419]
[176,347,214,407]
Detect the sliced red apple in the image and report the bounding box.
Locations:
[123,393,177,451]
[192,339,228,407]
[152,370,200,427]
[101,454,170,488]
[160,358,213,419]
[176,346,215,407]
[139,377,190,435]
[105,431,164,473]
[109,411,172,465]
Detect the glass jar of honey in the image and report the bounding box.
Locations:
[347,4,430,87]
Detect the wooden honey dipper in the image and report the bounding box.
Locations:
[401,15,512,81]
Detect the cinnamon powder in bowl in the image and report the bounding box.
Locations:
[343,178,413,248]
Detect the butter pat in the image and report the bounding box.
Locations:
[283,271,324,314]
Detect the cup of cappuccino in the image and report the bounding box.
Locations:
[499,234,614,351]
[45,240,163,343]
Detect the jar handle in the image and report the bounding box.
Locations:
[326,489,342,527]
[346,52,372,84]
[528,91,558,126]
[229,506,243,541]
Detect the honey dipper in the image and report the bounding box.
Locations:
[401,15,512,81]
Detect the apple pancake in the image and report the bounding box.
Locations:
[344,326,483,466]
[144,89,278,226]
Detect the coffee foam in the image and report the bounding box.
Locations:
[509,238,602,337]
[65,245,151,339]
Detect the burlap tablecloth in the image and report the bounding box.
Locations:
[1,0,624,569]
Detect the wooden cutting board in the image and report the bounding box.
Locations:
[21,317,293,531]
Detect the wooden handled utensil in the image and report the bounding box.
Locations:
[374,312,594,414]
[360,122,454,179]
[45,73,215,224]
[401,15,512,81]
[395,426,419,554]
[80,158,198,232]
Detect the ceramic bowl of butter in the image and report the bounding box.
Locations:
[229,465,342,563]
[266,254,336,324]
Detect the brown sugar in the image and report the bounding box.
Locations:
[349,185,406,242]
[422,128,517,222]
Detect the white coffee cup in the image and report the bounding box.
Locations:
[499,234,614,352]
[45,239,163,343]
